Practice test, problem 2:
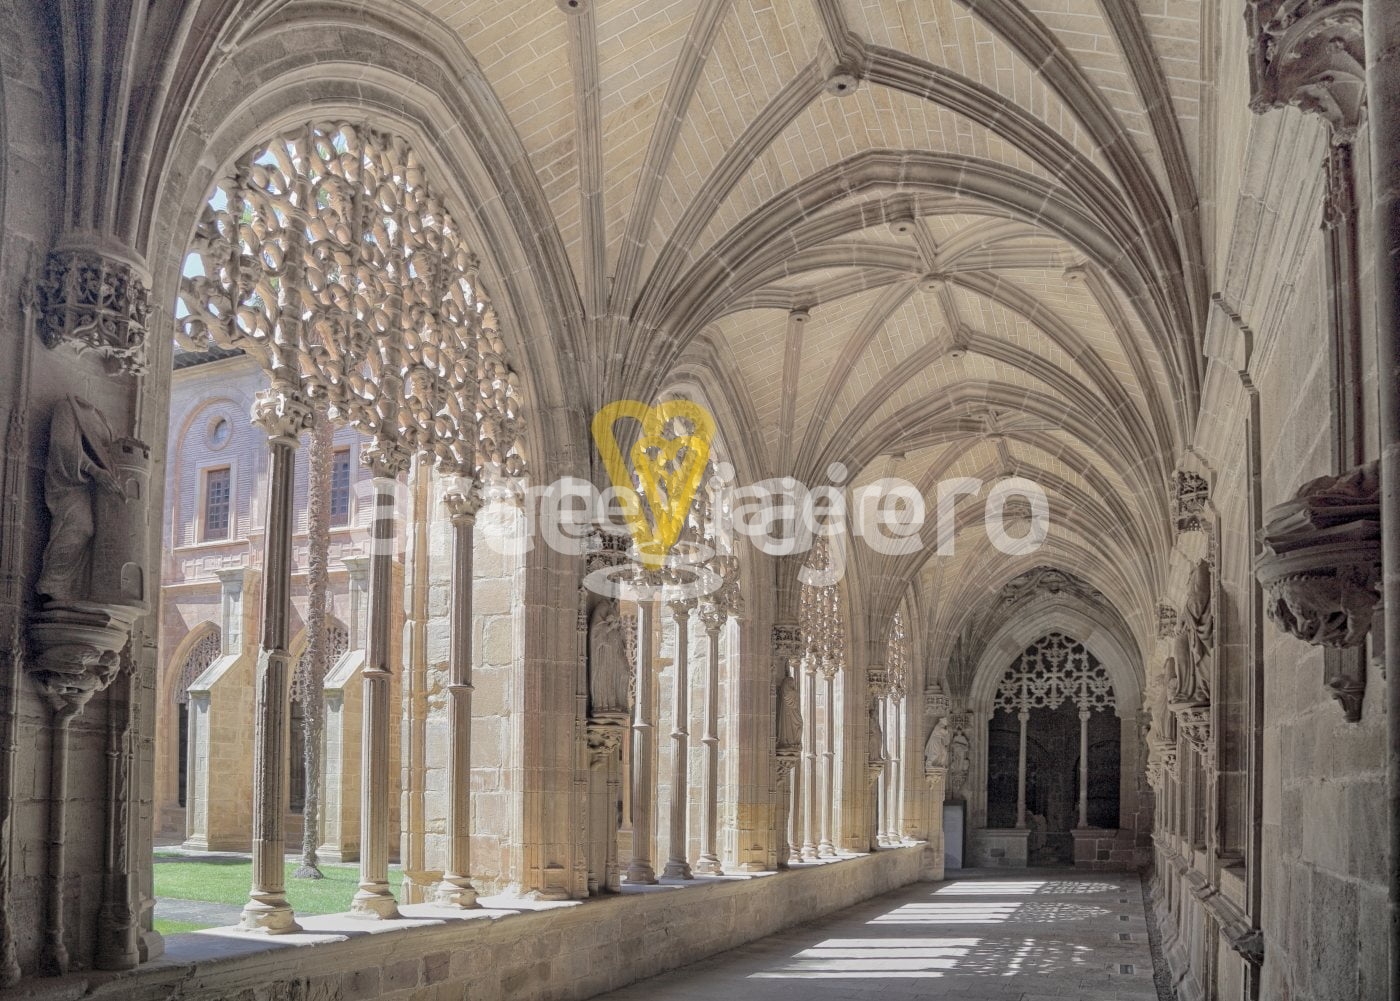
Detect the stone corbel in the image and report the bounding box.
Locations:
[1172,704,1214,767]
[34,243,152,377]
[1255,461,1380,720]
[1247,0,1365,143]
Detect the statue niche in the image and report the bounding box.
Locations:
[587,603,631,722]
[776,664,802,752]
[1255,461,1381,648]
[28,396,151,713]
[867,699,885,764]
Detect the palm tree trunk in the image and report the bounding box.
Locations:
[294,404,332,879]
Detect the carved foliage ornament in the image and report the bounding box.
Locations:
[1255,460,1380,648]
[36,249,152,375]
[1247,0,1365,142]
[1172,471,1210,535]
[177,121,526,482]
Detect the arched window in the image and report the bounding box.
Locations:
[175,628,221,808]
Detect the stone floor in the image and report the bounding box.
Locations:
[588,869,1165,1001]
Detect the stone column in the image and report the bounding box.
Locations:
[240,385,310,934]
[214,568,246,656]
[351,440,409,919]
[1364,1,1400,985]
[663,599,694,880]
[819,665,837,856]
[866,670,887,851]
[694,605,724,874]
[886,695,902,844]
[343,556,369,651]
[1015,707,1029,829]
[436,481,481,907]
[1078,708,1090,829]
[923,767,947,881]
[626,598,659,884]
[801,658,819,860]
[775,753,799,868]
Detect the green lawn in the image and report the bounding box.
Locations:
[153,918,211,936]
[154,858,405,916]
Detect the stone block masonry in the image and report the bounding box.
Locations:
[4,847,923,1001]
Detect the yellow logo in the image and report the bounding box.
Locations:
[592,400,716,568]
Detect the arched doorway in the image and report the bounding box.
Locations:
[985,632,1120,865]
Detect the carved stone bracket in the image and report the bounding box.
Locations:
[1256,461,1381,649]
[1247,0,1365,142]
[1156,603,1178,639]
[1172,704,1214,767]
[585,721,625,766]
[35,247,152,376]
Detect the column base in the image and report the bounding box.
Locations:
[817,839,836,856]
[624,863,657,885]
[735,860,768,873]
[239,896,301,934]
[662,859,694,880]
[801,843,820,861]
[693,854,723,875]
[350,885,402,919]
[434,877,480,909]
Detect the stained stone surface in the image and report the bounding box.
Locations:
[590,869,1162,1001]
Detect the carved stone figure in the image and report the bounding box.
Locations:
[37,396,124,604]
[776,665,802,751]
[867,700,885,763]
[1151,657,1175,738]
[948,728,971,796]
[587,603,630,717]
[1173,561,1213,705]
[923,716,950,770]
[1256,460,1381,648]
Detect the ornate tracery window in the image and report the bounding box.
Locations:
[176,120,526,479]
[994,632,1114,714]
[175,627,221,809]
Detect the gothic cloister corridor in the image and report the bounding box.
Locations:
[2,0,1399,998]
[591,870,1162,1001]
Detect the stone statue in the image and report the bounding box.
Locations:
[1150,656,1174,737]
[587,603,630,717]
[867,700,884,763]
[948,729,970,793]
[1173,561,1213,704]
[37,396,125,604]
[923,716,950,770]
[776,665,802,751]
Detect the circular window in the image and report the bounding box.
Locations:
[208,417,231,449]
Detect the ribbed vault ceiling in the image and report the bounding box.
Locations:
[423,0,1205,644]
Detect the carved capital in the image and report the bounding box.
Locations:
[250,385,313,445]
[362,437,413,480]
[867,665,890,698]
[1248,0,1365,141]
[35,247,151,376]
[444,479,483,523]
[698,602,726,633]
[1173,704,1214,767]
[1256,460,1380,647]
[771,622,803,661]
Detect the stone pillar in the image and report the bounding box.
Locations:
[343,556,369,651]
[775,752,799,868]
[866,670,887,851]
[1364,1,1400,987]
[1077,708,1091,829]
[923,767,947,881]
[885,695,902,844]
[214,568,246,656]
[694,607,724,874]
[1015,707,1029,829]
[663,600,694,880]
[819,666,837,856]
[625,598,659,884]
[436,482,481,908]
[351,440,409,919]
[801,658,819,860]
[240,385,310,934]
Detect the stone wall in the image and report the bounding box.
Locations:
[12,847,924,1001]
